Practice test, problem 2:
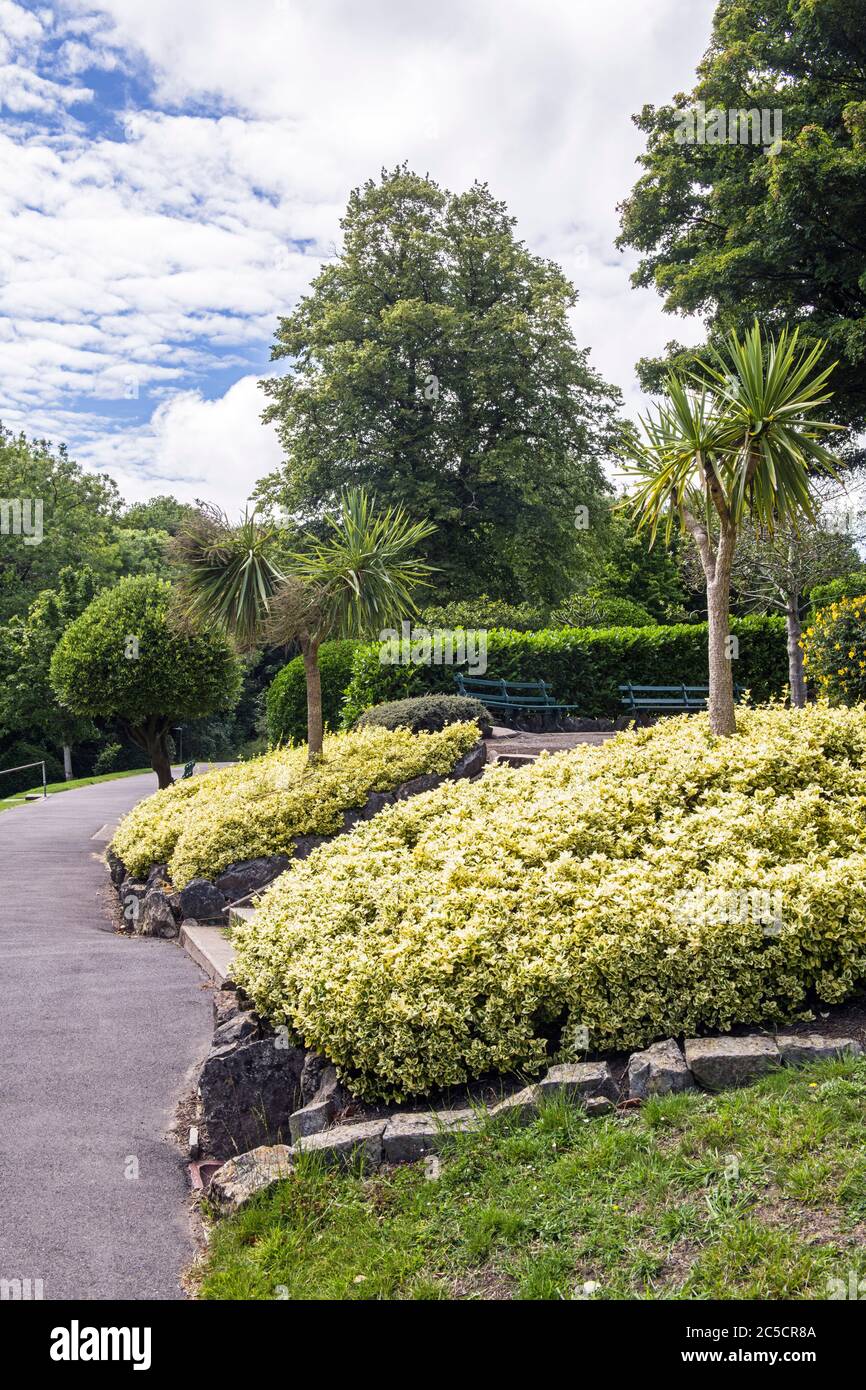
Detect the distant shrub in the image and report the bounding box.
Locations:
[266,640,359,745]
[549,593,655,628]
[93,743,123,776]
[357,694,493,736]
[417,595,548,632]
[808,572,866,615]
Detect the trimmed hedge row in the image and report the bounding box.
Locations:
[339,616,789,724]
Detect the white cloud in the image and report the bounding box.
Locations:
[0,0,718,507]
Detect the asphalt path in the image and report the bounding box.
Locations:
[0,772,213,1300]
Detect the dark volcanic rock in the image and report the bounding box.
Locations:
[199,1035,306,1158]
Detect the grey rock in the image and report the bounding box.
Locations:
[299,1051,329,1105]
[584,1096,615,1116]
[489,1085,540,1125]
[209,1145,294,1214]
[293,1119,386,1170]
[684,1035,780,1091]
[449,741,487,781]
[394,772,441,800]
[198,1035,306,1158]
[213,989,245,1028]
[775,1033,863,1066]
[381,1109,480,1163]
[140,889,178,937]
[628,1039,695,1100]
[539,1061,619,1103]
[178,877,227,922]
[106,847,127,888]
[214,856,290,903]
[211,1011,260,1052]
[289,1065,345,1141]
[146,862,169,885]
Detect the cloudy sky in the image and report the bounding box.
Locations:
[0,0,716,511]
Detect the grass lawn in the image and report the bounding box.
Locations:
[0,766,152,811]
[197,1056,866,1301]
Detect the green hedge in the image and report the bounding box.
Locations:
[340,616,789,723]
[808,571,866,615]
[266,640,360,745]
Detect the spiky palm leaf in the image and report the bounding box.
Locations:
[282,488,436,643]
[170,504,285,652]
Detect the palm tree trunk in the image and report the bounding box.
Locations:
[707,523,737,736]
[786,597,807,708]
[302,636,323,760]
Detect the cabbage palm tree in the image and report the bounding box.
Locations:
[172,490,434,758]
[623,322,842,735]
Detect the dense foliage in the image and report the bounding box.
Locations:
[233,704,866,1100]
[256,167,623,603]
[801,595,866,703]
[111,721,481,885]
[548,593,655,628]
[50,576,242,787]
[357,694,492,736]
[618,0,866,431]
[340,616,788,725]
[808,570,866,614]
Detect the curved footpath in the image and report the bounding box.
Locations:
[0,773,213,1300]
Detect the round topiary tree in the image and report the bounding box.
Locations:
[801,594,866,704]
[50,576,242,788]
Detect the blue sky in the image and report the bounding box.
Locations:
[0,0,715,510]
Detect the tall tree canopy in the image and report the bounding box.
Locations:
[618,0,866,432]
[257,167,624,604]
[0,426,120,622]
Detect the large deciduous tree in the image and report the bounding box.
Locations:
[50,576,242,788]
[257,167,624,605]
[617,0,866,431]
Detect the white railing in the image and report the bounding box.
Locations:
[0,760,47,798]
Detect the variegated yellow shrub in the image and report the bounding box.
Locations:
[232,704,866,1101]
[111,722,481,885]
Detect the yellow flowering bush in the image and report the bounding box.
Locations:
[111,722,481,885]
[232,704,866,1101]
[801,594,866,703]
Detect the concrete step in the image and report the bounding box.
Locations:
[180,922,236,988]
[490,752,538,768]
[228,905,256,930]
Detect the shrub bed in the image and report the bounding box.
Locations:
[356,694,492,735]
[232,704,866,1102]
[266,640,359,745]
[801,595,866,704]
[111,722,481,886]
[339,615,788,725]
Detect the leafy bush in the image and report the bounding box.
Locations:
[233,704,866,1101]
[93,743,123,776]
[111,721,481,886]
[808,571,866,615]
[417,595,548,632]
[549,592,655,628]
[357,694,493,736]
[801,595,866,703]
[340,616,788,725]
[266,640,359,745]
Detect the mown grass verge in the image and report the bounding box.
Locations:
[197,1056,866,1301]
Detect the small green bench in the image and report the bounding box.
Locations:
[454,673,578,721]
[619,683,742,714]
[181,760,196,779]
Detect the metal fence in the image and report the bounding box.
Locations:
[0,760,47,799]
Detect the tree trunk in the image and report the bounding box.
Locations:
[62,744,73,781]
[786,597,807,708]
[302,637,323,760]
[706,524,737,736]
[134,718,174,789]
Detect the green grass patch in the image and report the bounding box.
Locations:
[197,1058,866,1301]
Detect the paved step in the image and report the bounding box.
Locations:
[180,921,237,988]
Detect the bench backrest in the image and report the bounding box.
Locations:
[454,673,555,707]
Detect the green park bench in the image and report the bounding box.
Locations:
[454,672,579,722]
[181,760,197,779]
[619,682,743,714]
